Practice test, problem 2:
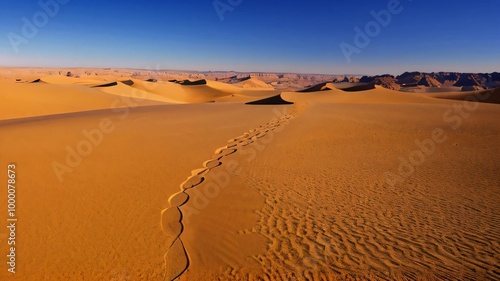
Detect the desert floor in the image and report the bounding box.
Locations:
[0,74,499,280]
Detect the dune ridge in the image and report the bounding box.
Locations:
[0,76,286,121]
[424,87,500,104]
[232,77,274,89]
[0,80,168,120]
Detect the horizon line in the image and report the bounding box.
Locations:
[0,65,498,77]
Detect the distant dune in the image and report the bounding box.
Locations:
[334,82,376,92]
[424,87,500,104]
[0,79,163,120]
[232,77,274,89]
[245,94,293,105]
[0,75,282,121]
[298,82,335,92]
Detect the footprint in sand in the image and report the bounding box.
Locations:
[181,175,205,190]
[161,207,182,236]
[203,159,222,169]
[232,135,249,142]
[164,239,189,281]
[213,147,237,159]
[247,130,260,137]
[255,131,269,139]
[169,192,189,207]
[227,136,257,148]
[227,142,239,148]
[238,139,254,147]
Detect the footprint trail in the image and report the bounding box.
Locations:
[160,105,303,280]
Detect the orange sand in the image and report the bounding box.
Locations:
[0,71,499,280]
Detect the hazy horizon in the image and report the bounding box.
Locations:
[1,65,499,78]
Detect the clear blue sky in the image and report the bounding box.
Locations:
[0,0,499,75]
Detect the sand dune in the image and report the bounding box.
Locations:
[334,82,376,92]
[283,85,447,105]
[0,80,165,120]
[299,82,336,92]
[1,71,499,281]
[127,78,231,103]
[246,94,294,105]
[400,86,463,93]
[424,87,500,104]
[0,76,283,122]
[228,101,500,280]
[0,102,285,281]
[175,79,208,86]
[126,78,279,103]
[38,75,110,86]
[300,82,376,93]
[95,81,181,104]
[232,77,274,89]
[175,85,500,280]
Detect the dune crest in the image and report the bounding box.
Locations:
[424,87,500,104]
[232,77,274,89]
[0,75,289,121]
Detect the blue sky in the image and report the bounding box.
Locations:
[0,0,499,75]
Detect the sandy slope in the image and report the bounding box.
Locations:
[423,87,500,104]
[96,81,181,104]
[0,80,165,121]
[232,77,275,89]
[0,76,499,280]
[233,101,499,280]
[39,75,108,86]
[175,89,500,280]
[283,86,447,105]
[128,79,279,103]
[0,76,281,121]
[0,103,284,281]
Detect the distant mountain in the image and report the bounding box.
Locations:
[360,72,500,91]
[359,74,401,91]
[3,67,498,92]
